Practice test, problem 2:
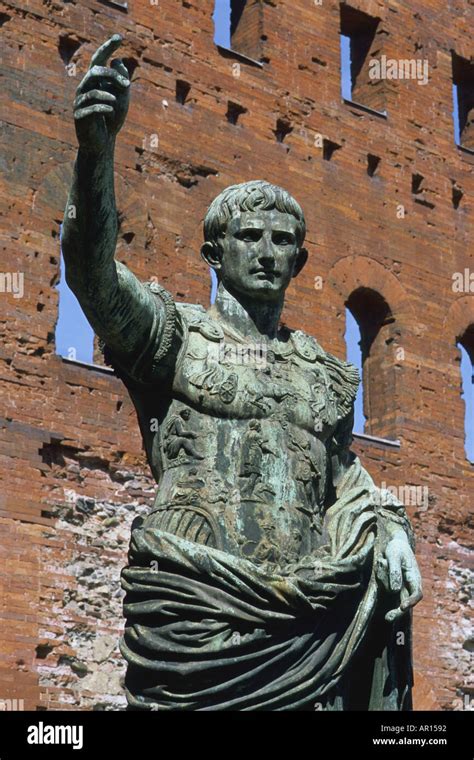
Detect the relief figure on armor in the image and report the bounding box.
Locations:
[62,36,422,711]
[163,408,204,464]
[239,419,275,499]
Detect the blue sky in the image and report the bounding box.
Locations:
[55,241,94,362]
[213,0,231,47]
[344,308,366,433]
[340,35,352,99]
[458,343,474,460]
[55,9,473,458]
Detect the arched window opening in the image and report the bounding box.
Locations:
[457,326,474,463]
[346,288,397,440]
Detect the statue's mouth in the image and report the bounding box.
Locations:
[251,269,279,281]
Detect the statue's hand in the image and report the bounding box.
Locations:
[376,535,423,622]
[74,34,130,153]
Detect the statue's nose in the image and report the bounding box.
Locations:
[257,233,275,261]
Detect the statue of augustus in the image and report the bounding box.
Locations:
[62,36,422,711]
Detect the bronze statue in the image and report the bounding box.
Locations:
[62,36,422,711]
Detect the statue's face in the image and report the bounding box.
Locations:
[204,209,307,302]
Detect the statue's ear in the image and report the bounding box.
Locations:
[201,241,222,272]
[292,246,308,278]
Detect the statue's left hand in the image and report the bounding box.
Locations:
[376,535,423,622]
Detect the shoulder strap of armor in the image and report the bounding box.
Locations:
[320,351,360,421]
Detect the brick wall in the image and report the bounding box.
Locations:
[0,0,472,710]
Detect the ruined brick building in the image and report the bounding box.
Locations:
[0,0,472,710]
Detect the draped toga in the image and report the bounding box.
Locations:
[102,278,415,711]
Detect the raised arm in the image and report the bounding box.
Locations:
[61,35,168,372]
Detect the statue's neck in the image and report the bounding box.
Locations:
[209,283,283,341]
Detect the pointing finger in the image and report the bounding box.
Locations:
[90,34,123,69]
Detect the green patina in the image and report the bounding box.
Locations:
[62,35,422,711]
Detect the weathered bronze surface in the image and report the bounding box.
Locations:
[62,36,422,711]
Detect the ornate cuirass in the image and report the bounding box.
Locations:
[112,297,359,568]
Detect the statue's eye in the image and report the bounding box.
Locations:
[273,233,293,246]
[239,229,261,243]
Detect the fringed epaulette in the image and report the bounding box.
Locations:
[99,278,178,385]
[322,352,360,421]
[145,280,178,370]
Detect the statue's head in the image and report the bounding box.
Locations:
[201,180,308,303]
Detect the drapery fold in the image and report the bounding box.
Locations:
[120,484,413,711]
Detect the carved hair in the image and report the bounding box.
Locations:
[203,180,306,246]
